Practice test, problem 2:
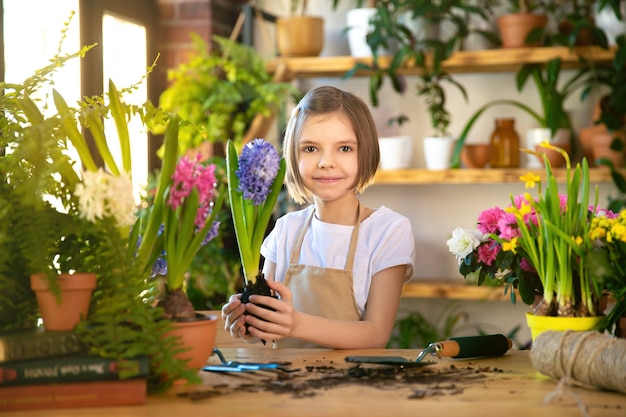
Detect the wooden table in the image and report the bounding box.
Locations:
[6,348,626,417]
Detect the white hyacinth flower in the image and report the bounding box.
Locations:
[74,168,136,228]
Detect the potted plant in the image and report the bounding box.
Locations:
[447,144,613,341]
[340,0,382,58]
[131,114,228,371]
[226,139,285,316]
[451,56,594,168]
[378,114,414,170]
[585,34,626,171]
[159,34,295,157]
[497,1,549,48]
[0,39,137,332]
[0,29,199,390]
[344,0,496,169]
[275,0,325,57]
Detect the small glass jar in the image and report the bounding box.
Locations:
[490,118,520,168]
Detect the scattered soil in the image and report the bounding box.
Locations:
[180,360,511,402]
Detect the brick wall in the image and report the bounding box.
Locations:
[154,0,248,95]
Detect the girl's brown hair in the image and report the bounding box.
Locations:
[283,86,380,204]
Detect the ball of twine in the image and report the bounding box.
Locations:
[530,330,626,395]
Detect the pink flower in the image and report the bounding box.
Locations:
[559,194,568,213]
[168,156,217,227]
[477,240,500,266]
[520,257,536,273]
[497,212,520,240]
[477,207,505,234]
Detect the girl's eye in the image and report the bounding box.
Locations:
[302,146,316,153]
[340,146,352,152]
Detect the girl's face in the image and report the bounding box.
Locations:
[297,112,359,204]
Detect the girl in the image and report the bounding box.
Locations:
[222,85,415,349]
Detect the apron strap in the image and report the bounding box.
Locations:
[288,203,363,271]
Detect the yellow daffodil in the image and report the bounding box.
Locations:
[502,237,518,253]
[520,172,541,189]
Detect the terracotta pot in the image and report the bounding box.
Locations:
[461,144,491,169]
[579,125,606,167]
[497,13,548,48]
[591,130,625,168]
[558,19,594,46]
[276,16,324,57]
[534,142,571,168]
[30,273,97,331]
[525,312,604,342]
[525,128,571,168]
[167,312,218,371]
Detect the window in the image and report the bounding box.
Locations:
[1,0,158,191]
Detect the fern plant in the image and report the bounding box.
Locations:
[0,17,200,391]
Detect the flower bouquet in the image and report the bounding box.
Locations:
[226,138,285,303]
[448,142,611,319]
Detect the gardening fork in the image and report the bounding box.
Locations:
[203,348,298,373]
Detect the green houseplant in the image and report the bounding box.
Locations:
[343,0,497,168]
[591,33,626,195]
[159,34,295,156]
[451,57,594,168]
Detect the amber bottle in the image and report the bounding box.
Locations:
[490,118,520,168]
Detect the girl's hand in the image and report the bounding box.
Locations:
[244,280,298,342]
[221,294,257,342]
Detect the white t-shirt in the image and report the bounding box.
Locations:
[261,205,415,316]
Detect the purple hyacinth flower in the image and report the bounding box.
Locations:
[236,139,280,206]
[151,256,168,278]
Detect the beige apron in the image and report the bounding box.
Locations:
[277,205,363,348]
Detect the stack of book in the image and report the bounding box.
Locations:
[0,327,148,411]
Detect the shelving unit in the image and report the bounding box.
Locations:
[270,45,615,78]
[402,280,512,301]
[270,45,618,299]
[373,167,616,185]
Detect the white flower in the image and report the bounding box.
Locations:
[446,227,484,263]
[74,168,136,228]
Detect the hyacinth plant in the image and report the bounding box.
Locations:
[448,142,609,318]
[226,138,285,301]
[134,115,227,320]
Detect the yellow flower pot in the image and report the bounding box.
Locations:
[525,312,604,342]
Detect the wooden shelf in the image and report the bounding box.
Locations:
[270,46,615,78]
[402,280,512,301]
[372,167,616,185]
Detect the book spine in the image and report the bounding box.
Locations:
[0,355,149,387]
[0,378,147,411]
[0,331,87,363]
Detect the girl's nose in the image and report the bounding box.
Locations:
[317,152,335,168]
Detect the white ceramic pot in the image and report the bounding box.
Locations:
[423,136,456,170]
[346,8,384,58]
[594,1,626,46]
[379,135,413,170]
[524,128,571,168]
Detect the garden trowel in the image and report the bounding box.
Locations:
[345,334,512,367]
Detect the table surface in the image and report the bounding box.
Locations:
[5,348,626,417]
